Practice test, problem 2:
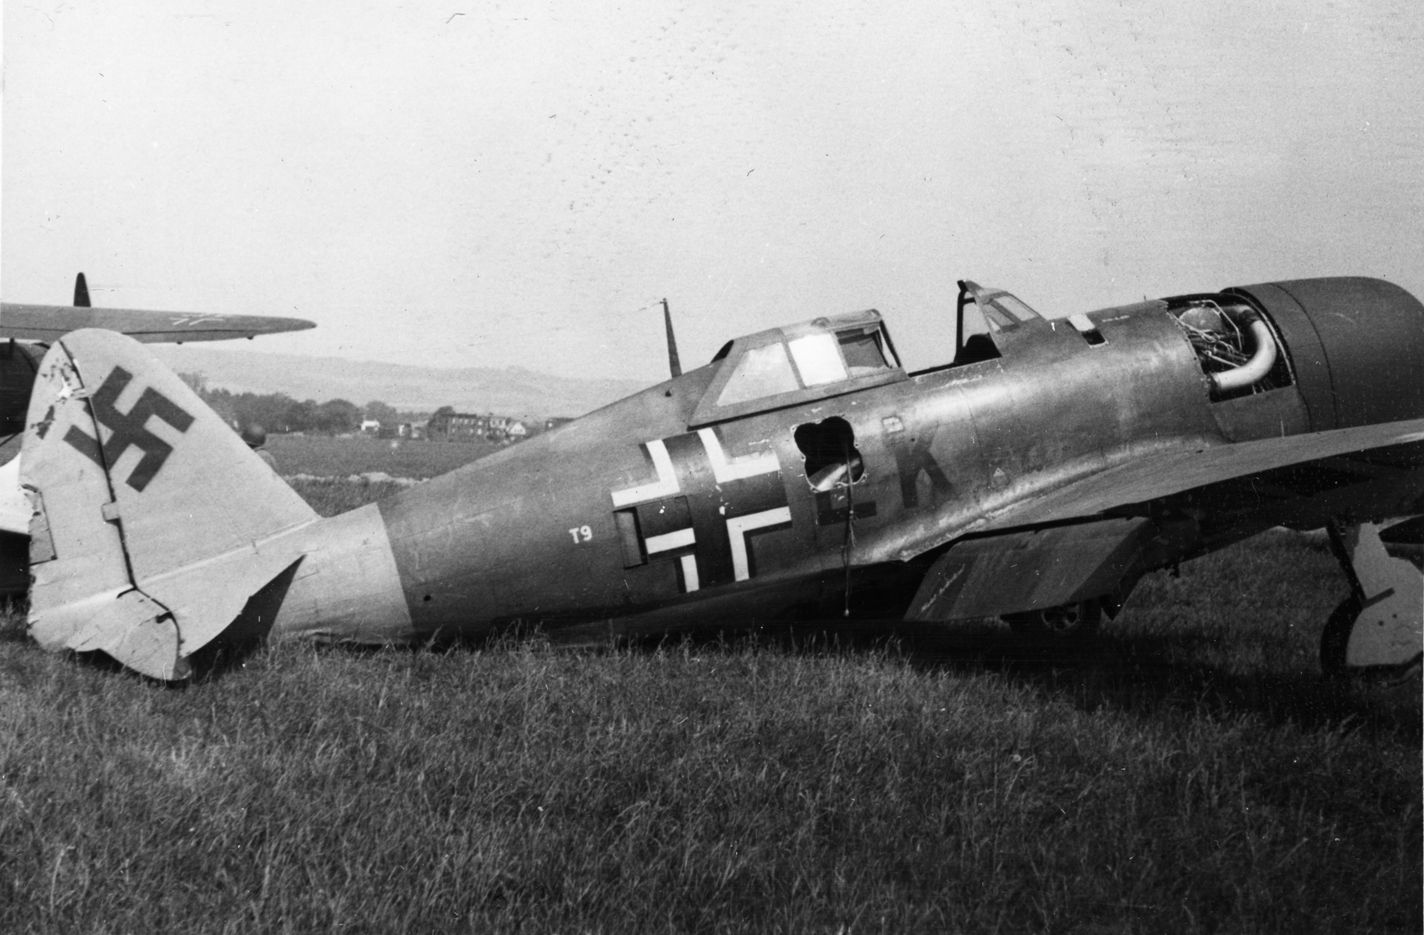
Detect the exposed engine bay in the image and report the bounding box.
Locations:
[1168,295,1292,399]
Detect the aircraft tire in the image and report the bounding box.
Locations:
[1319,595,1359,678]
[1003,598,1103,640]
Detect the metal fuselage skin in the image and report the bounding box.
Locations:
[265,277,1424,646]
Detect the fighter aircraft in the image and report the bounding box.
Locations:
[13,275,1424,681]
[1,274,316,590]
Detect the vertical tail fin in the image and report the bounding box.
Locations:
[72,272,91,308]
[21,329,318,678]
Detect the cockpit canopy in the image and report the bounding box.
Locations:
[690,310,904,426]
[952,280,1046,365]
[687,283,1043,425]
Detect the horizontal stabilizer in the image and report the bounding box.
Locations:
[21,329,319,678]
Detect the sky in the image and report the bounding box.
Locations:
[4,1,1422,381]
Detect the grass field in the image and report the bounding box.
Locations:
[1,476,1419,933]
[266,433,501,480]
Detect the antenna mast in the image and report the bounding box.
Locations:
[662,298,682,378]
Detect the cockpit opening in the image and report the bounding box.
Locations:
[945,280,1049,368]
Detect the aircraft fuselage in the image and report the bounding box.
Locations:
[259,277,1424,647]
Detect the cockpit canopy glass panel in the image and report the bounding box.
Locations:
[787,333,848,386]
[839,328,896,374]
[958,280,1044,337]
[717,342,800,405]
[985,295,1040,330]
[691,311,906,426]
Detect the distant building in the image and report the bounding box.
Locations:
[544,417,574,431]
[360,419,381,435]
[426,411,528,443]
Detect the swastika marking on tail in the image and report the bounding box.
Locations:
[64,366,195,492]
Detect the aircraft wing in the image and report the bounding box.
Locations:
[0,303,316,343]
[895,418,1424,623]
[885,417,1424,564]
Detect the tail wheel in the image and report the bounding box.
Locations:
[1003,598,1103,639]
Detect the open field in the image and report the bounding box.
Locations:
[1,479,1419,933]
[266,433,501,480]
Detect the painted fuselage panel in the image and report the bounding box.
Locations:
[354,292,1324,641]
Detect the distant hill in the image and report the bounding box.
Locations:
[151,346,649,419]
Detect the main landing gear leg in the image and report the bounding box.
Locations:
[1320,517,1423,681]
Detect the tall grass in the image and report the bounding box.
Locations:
[1,484,1417,932]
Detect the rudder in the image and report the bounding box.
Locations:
[21,329,318,678]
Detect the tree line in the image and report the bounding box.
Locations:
[180,373,407,436]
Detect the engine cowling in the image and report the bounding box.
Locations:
[1226,277,1424,432]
